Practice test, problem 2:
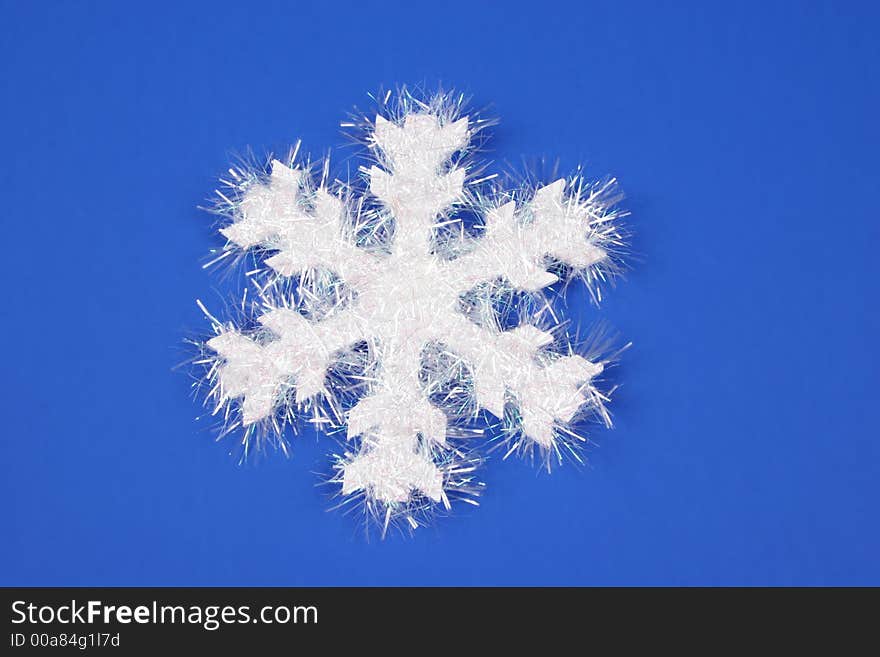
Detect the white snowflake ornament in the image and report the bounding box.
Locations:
[197,91,627,533]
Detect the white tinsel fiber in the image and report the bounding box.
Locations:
[195,90,627,532]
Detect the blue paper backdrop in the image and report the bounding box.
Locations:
[2,0,878,585]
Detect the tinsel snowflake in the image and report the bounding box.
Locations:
[195,90,627,534]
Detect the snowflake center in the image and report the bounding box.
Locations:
[355,252,460,345]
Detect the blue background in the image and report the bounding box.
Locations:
[2,0,878,586]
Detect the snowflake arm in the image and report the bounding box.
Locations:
[208,307,366,424]
[342,342,448,503]
[446,178,618,294]
[221,159,380,286]
[443,316,604,448]
[367,114,469,254]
